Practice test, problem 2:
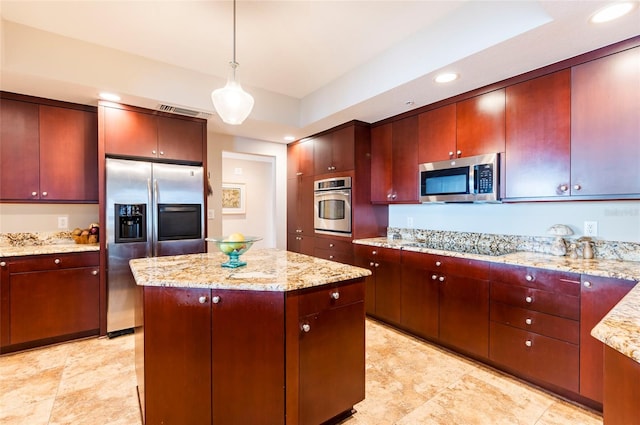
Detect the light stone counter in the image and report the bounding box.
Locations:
[354,237,640,364]
[129,248,371,292]
[0,243,99,257]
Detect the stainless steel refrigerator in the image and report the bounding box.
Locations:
[106,158,205,335]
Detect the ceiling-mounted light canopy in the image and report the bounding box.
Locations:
[211,0,254,125]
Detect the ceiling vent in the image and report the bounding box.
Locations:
[157,104,212,120]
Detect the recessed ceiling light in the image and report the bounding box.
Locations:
[590,2,634,23]
[435,73,459,83]
[99,92,121,101]
[284,136,295,142]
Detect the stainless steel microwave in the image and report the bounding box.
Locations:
[419,153,501,203]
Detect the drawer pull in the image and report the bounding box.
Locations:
[372,250,377,255]
[329,255,334,259]
[525,340,533,347]
[31,191,38,197]
[583,281,592,288]
[212,296,221,304]
[432,274,438,280]
[301,323,311,333]
[198,296,208,304]
[525,274,534,282]
[54,258,61,265]
[525,318,532,325]
[438,276,445,282]
[525,296,533,303]
[42,191,48,197]
[435,261,442,267]
[329,243,334,248]
[330,291,340,300]
[92,270,98,276]
[0,261,6,267]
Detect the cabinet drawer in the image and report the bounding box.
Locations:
[490,264,580,296]
[6,251,99,272]
[297,280,365,317]
[490,322,579,393]
[353,245,400,263]
[491,281,579,320]
[446,256,490,280]
[401,250,446,272]
[314,248,353,265]
[314,237,353,254]
[490,301,579,344]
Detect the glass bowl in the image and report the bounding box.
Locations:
[206,236,262,268]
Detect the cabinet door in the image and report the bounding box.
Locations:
[287,140,314,179]
[0,99,40,200]
[505,70,571,198]
[212,290,285,425]
[157,115,204,163]
[439,274,489,358]
[352,250,376,315]
[370,123,393,203]
[330,125,355,173]
[418,104,457,163]
[391,115,419,203]
[142,287,212,425]
[374,258,402,325]
[103,106,158,158]
[456,89,505,158]
[313,133,333,175]
[286,175,314,239]
[400,260,439,339]
[39,105,98,201]
[571,47,640,197]
[8,266,99,345]
[299,301,365,425]
[580,275,635,403]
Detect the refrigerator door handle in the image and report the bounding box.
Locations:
[152,178,159,257]
[146,178,154,258]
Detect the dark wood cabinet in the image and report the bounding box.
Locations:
[505,70,571,199]
[287,139,314,179]
[580,275,635,404]
[0,252,100,353]
[314,235,353,264]
[287,174,314,255]
[456,89,505,158]
[489,264,581,393]
[417,103,456,163]
[603,344,640,425]
[295,281,365,425]
[313,126,355,175]
[571,46,640,198]
[0,94,98,202]
[370,116,419,203]
[438,257,490,359]
[400,250,440,339]
[353,245,401,323]
[102,103,205,163]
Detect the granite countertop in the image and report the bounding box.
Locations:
[354,237,640,364]
[0,243,99,257]
[129,248,371,292]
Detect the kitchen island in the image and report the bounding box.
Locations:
[129,248,371,425]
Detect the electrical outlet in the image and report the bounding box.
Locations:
[584,221,598,237]
[57,216,69,229]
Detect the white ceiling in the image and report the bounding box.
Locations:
[1,1,639,144]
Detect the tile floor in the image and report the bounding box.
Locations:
[1,319,602,425]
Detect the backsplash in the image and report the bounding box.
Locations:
[0,231,74,247]
[387,227,640,262]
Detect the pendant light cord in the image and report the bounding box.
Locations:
[232,0,237,65]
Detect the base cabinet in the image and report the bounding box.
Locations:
[137,280,365,425]
[0,252,100,353]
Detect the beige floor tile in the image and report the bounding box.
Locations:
[536,400,602,425]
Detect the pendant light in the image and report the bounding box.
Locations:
[211,0,254,125]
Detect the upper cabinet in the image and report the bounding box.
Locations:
[313,126,355,175]
[570,46,640,198]
[0,94,98,203]
[417,90,505,163]
[287,139,314,179]
[371,116,419,204]
[102,103,205,163]
[505,70,571,199]
[456,89,506,159]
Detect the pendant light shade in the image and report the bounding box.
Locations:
[211,0,254,125]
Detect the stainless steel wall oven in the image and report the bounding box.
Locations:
[314,177,352,237]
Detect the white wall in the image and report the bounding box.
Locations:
[389,201,640,242]
[221,153,275,249]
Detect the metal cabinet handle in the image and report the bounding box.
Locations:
[583,281,592,288]
[432,274,438,280]
[42,191,48,196]
[330,291,340,300]
[372,250,377,255]
[31,191,38,197]
[525,340,533,347]
[525,318,532,325]
[391,193,397,200]
[54,258,61,264]
[435,261,442,267]
[92,270,98,276]
[152,150,157,155]
[159,151,164,156]
[573,184,581,191]
[329,255,334,259]
[301,323,311,333]
[456,150,462,156]
[438,276,445,282]
[212,296,221,304]
[329,243,334,248]
[199,296,208,304]
[296,172,303,176]
[374,263,379,268]
[525,274,534,282]
[448,151,454,157]
[559,184,569,192]
[525,296,533,303]
[0,261,6,267]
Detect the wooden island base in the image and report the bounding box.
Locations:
[135,278,366,425]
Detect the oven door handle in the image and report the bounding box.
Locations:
[315,190,351,197]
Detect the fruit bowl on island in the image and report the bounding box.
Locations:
[206,234,262,268]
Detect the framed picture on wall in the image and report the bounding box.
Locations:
[222,183,246,214]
